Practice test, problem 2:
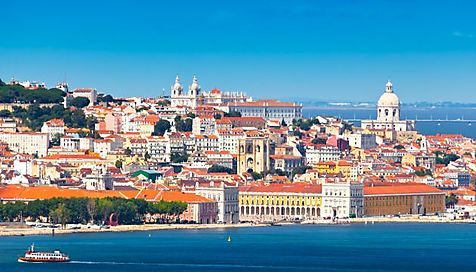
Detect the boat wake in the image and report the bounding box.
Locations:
[69,260,316,270]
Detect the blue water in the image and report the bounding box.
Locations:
[303,107,476,138]
[1,224,475,271]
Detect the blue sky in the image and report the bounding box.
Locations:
[1,0,475,102]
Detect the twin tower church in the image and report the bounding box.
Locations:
[170,75,250,108]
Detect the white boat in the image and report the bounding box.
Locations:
[18,244,70,263]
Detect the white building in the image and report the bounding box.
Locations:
[346,133,377,150]
[83,167,114,190]
[195,134,219,152]
[146,136,171,162]
[190,180,240,224]
[227,99,302,124]
[361,81,415,132]
[170,76,201,109]
[0,118,17,133]
[72,88,98,106]
[60,136,93,151]
[217,128,245,154]
[321,181,364,219]
[192,116,217,135]
[0,132,48,157]
[305,145,340,164]
[41,119,65,139]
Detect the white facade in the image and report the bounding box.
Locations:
[41,120,65,139]
[146,137,171,162]
[170,76,201,108]
[347,133,377,150]
[60,137,93,151]
[227,100,302,124]
[84,167,113,190]
[321,181,364,219]
[192,117,217,135]
[0,132,48,157]
[305,145,340,164]
[192,181,240,224]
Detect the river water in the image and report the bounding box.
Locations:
[1,223,475,271]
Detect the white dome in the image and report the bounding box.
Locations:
[378,92,400,107]
[172,76,183,91]
[386,81,393,88]
[190,76,200,91]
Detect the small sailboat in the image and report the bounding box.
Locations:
[227,236,232,242]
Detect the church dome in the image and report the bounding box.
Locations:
[172,75,183,91]
[190,75,200,91]
[378,92,400,106]
[378,81,400,107]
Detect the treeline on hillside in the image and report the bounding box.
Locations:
[0,84,65,104]
[0,197,188,226]
[0,104,96,131]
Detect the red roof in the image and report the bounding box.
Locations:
[364,183,443,195]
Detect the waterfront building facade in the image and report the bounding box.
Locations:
[189,180,240,224]
[239,183,322,222]
[321,181,364,219]
[363,183,445,216]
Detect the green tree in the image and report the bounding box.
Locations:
[50,203,71,229]
[445,193,458,208]
[175,117,192,132]
[153,119,171,136]
[70,97,90,108]
[171,152,189,163]
[251,172,263,180]
[224,111,241,117]
[291,166,311,177]
[207,164,235,174]
[394,144,405,150]
[311,138,327,145]
[87,198,98,224]
[213,113,222,119]
[144,151,151,161]
[0,109,12,118]
[115,160,123,169]
[281,118,287,127]
[274,169,287,176]
[97,94,114,103]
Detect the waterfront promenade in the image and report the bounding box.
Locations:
[0,222,266,237]
[2,216,475,237]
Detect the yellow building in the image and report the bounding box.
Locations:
[364,183,445,216]
[401,153,417,167]
[239,183,322,222]
[313,160,352,178]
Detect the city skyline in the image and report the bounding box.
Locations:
[1,1,475,102]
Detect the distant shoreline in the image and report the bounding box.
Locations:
[1,217,474,237]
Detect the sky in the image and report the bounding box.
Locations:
[1,0,475,102]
